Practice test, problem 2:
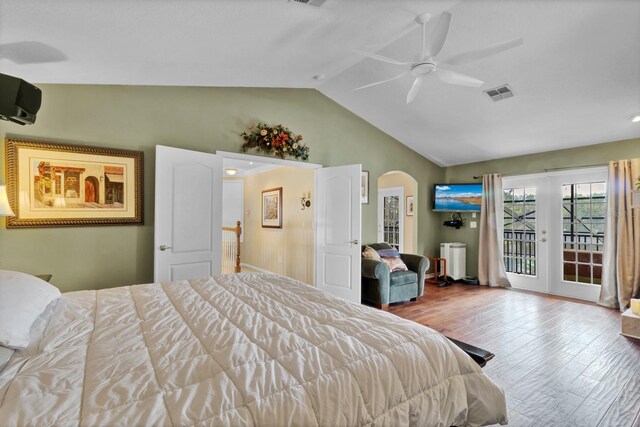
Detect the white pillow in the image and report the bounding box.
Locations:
[0,270,61,349]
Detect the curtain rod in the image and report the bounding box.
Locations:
[472,163,608,179]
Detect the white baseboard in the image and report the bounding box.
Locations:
[425,273,435,279]
[239,263,275,275]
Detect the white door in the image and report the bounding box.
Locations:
[502,176,549,293]
[548,168,607,300]
[315,164,362,303]
[154,145,223,282]
[377,187,404,251]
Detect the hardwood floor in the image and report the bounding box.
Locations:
[389,283,640,427]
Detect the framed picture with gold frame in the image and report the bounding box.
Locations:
[5,138,143,228]
[261,187,282,228]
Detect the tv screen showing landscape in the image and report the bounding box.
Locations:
[433,184,483,212]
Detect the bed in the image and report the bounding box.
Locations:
[0,272,507,426]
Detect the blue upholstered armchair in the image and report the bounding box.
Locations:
[361,243,430,310]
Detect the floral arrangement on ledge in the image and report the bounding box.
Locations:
[240,122,309,161]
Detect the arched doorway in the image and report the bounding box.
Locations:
[377,171,418,253]
[84,176,99,203]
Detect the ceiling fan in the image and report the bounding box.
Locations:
[355,11,523,104]
[0,41,67,64]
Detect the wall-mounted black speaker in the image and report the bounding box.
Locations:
[0,73,42,125]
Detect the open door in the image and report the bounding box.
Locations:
[315,164,362,304]
[154,145,223,282]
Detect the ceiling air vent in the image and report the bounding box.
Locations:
[290,0,327,6]
[484,84,515,102]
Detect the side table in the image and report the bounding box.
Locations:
[428,257,449,287]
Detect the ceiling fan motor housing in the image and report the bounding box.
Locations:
[411,62,437,76]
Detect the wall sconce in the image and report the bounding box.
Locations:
[224,168,238,176]
[301,192,311,210]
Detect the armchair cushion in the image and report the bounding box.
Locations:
[390,270,418,287]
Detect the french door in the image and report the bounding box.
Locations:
[502,176,549,293]
[503,168,607,301]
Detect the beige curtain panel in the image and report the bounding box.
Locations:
[599,159,640,311]
[478,174,511,288]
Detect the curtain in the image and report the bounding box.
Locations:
[599,159,640,311]
[478,174,511,288]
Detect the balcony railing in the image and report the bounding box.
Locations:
[503,230,603,284]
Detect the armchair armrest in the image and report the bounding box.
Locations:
[399,253,430,297]
[361,258,391,306]
[362,258,389,280]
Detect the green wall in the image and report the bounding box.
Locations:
[0,84,444,292]
[441,137,640,277]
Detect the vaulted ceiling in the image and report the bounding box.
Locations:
[2,0,639,166]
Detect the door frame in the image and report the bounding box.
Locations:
[503,167,608,301]
[216,151,325,284]
[377,186,404,252]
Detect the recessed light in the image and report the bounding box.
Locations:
[249,162,253,165]
[224,168,237,176]
[313,74,326,81]
[631,113,640,123]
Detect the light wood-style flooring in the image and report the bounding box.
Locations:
[389,283,640,427]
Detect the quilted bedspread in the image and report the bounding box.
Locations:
[0,273,507,426]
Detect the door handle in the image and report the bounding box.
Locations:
[350,240,359,245]
[539,238,547,243]
[159,244,172,251]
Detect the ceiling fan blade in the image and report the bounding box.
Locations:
[406,76,424,104]
[355,71,409,91]
[441,37,523,66]
[426,11,452,58]
[0,41,67,64]
[354,49,411,66]
[437,68,484,87]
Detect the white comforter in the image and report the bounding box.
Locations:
[0,273,507,426]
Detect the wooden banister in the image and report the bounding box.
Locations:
[222,220,242,273]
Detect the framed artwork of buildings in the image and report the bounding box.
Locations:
[4,138,143,228]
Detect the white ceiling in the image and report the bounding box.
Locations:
[1,0,639,166]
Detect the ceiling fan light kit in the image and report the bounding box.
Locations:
[355,11,524,104]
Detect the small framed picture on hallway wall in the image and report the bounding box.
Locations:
[4,138,143,228]
[262,187,282,228]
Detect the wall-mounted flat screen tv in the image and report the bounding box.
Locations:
[433,183,483,212]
